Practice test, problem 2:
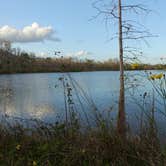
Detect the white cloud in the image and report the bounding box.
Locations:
[76,50,91,56]
[160,56,166,60]
[0,22,60,43]
[37,52,49,58]
[65,50,92,57]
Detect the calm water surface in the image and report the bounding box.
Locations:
[0,71,166,134]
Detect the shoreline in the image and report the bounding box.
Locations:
[0,69,163,75]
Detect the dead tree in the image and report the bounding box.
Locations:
[92,0,154,137]
[118,0,125,138]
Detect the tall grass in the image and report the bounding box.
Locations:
[0,112,165,165]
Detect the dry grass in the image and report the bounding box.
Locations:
[0,117,165,166]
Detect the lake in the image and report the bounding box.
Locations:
[0,71,166,135]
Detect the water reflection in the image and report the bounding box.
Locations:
[0,71,164,125]
[0,73,62,122]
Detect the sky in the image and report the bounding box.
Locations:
[0,0,165,64]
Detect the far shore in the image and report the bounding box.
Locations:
[0,68,164,75]
[0,48,165,74]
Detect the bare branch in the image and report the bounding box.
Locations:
[122,4,152,15]
[91,0,118,21]
[92,0,156,60]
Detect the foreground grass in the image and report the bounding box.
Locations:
[0,120,166,166]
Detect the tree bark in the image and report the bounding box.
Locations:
[117,0,126,137]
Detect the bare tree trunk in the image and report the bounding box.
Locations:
[92,0,152,138]
[117,0,126,137]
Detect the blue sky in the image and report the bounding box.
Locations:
[0,0,165,63]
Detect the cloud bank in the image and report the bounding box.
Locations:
[66,50,92,57]
[37,52,49,58]
[75,50,92,56]
[160,57,166,60]
[0,22,60,43]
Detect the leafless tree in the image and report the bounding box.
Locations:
[92,0,154,137]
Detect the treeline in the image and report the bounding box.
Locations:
[0,49,165,74]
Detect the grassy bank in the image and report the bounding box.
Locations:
[0,117,165,166]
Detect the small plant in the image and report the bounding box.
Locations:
[147,72,166,115]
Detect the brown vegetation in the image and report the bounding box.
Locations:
[0,49,164,74]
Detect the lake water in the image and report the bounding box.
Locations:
[0,71,166,135]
